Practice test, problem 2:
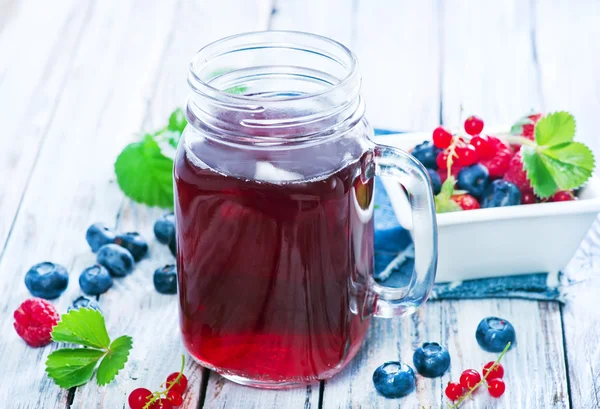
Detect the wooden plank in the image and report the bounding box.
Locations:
[322,304,444,408]
[354,0,441,131]
[0,0,85,254]
[270,0,354,46]
[0,0,182,407]
[440,0,542,127]
[533,2,600,406]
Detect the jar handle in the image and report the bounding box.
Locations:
[369,142,438,318]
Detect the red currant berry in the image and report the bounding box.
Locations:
[459,369,482,389]
[128,388,152,409]
[483,362,504,380]
[521,190,537,204]
[551,190,575,202]
[149,399,173,409]
[470,135,496,159]
[455,145,478,167]
[436,150,450,169]
[167,390,183,406]
[464,115,484,136]
[432,126,453,148]
[445,382,464,401]
[166,373,188,395]
[487,378,506,398]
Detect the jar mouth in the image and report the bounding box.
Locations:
[186,31,364,144]
[188,31,359,103]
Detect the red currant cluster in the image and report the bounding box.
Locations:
[128,371,188,409]
[445,362,506,404]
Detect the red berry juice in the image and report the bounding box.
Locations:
[174,129,375,384]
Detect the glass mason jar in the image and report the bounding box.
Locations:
[174,31,437,389]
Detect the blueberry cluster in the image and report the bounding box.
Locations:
[23,213,179,310]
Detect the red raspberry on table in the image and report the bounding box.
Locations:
[503,152,533,192]
[451,194,480,210]
[13,298,59,347]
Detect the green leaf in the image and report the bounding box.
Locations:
[115,134,174,208]
[434,177,462,213]
[168,108,187,134]
[51,308,110,349]
[522,142,595,198]
[535,111,576,146]
[45,348,105,388]
[96,335,133,385]
[521,146,558,198]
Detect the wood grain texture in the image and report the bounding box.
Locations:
[440,0,542,127]
[0,0,87,256]
[354,0,441,131]
[560,219,600,408]
[322,304,444,408]
[0,0,184,407]
[535,0,600,156]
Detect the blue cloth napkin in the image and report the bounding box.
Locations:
[372,129,563,302]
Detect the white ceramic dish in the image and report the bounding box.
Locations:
[376,132,600,284]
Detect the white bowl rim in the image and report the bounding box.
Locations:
[374,131,600,227]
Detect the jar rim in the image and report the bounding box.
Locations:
[187,30,359,103]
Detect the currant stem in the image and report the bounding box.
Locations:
[447,342,511,409]
[142,355,186,409]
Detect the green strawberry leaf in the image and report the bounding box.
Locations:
[96,335,133,385]
[51,308,110,349]
[167,108,187,134]
[114,134,174,208]
[522,141,594,198]
[45,348,105,389]
[534,111,576,146]
[434,177,462,213]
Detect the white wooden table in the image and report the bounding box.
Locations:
[1,1,600,408]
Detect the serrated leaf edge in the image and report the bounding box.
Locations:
[96,336,133,386]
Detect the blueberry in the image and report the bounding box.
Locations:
[153,265,177,294]
[372,361,416,398]
[481,180,521,208]
[86,223,116,252]
[411,141,442,170]
[97,244,134,277]
[427,168,442,195]
[68,296,101,312]
[457,164,490,198]
[79,264,113,295]
[25,262,69,299]
[412,342,451,378]
[114,232,148,261]
[154,213,176,245]
[168,239,177,257]
[476,316,516,352]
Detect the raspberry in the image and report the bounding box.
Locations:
[451,194,480,210]
[13,298,59,347]
[503,152,533,192]
[515,113,542,140]
[480,148,512,179]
